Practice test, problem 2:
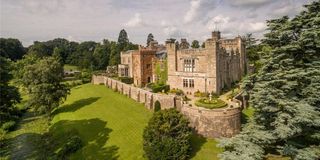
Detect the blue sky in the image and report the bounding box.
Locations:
[0,0,312,46]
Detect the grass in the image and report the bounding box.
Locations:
[2,84,222,159]
[64,64,79,71]
[195,98,227,109]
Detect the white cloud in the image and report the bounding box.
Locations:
[226,0,276,7]
[184,0,201,23]
[163,25,187,38]
[184,0,216,23]
[206,15,230,31]
[124,13,145,28]
[271,3,304,17]
[160,20,169,27]
[66,35,78,42]
[248,22,266,32]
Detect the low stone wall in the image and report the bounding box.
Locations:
[94,75,241,138]
[180,105,241,138]
[92,75,105,84]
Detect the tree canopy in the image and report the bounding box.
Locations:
[143,109,192,160]
[18,55,69,115]
[191,40,200,48]
[0,38,26,61]
[219,1,320,159]
[147,33,154,46]
[0,57,21,122]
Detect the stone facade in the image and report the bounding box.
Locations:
[167,31,247,95]
[93,75,242,138]
[118,41,167,87]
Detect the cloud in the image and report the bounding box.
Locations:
[248,22,266,32]
[163,25,187,38]
[226,0,276,7]
[206,15,230,30]
[184,0,216,23]
[124,13,145,28]
[271,2,304,17]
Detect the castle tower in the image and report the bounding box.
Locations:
[212,31,221,41]
[166,39,177,73]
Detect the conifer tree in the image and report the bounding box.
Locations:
[219,1,320,159]
[147,33,154,46]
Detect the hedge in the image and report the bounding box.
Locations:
[195,98,227,109]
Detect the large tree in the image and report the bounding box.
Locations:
[20,55,69,115]
[117,29,129,50]
[147,33,154,46]
[191,40,200,48]
[219,1,320,160]
[0,57,21,122]
[143,109,192,160]
[93,40,110,70]
[0,38,26,61]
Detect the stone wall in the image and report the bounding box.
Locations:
[94,75,241,138]
[92,75,105,84]
[180,104,241,138]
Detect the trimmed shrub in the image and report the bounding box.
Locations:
[118,77,133,84]
[150,84,170,93]
[154,101,161,112]
[168,88,184,96]
[195,98,227,109]
[1,121,16,131]
[143,109,192,160]
[194,91,209,97]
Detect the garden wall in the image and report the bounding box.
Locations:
[92,75,105,84]
[180,104,241,138]
[93,75,241,138]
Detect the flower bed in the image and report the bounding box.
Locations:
[195,98,227,109]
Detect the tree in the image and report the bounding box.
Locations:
[0,57,21,122]
[93,41,110,70]
[191,40,200,48]
[143,109,192,160]
[219,1,320,159]
[0,38,26,60]
[20,56,69,115]
[108,41,120,66]
[28,41,52,58]
[243,33,258,49]
[147,33,154,46]
[179,39,190,49]
[201,42,205,48]
[118,29,129,51]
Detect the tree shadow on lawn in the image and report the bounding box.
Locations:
[50,118,119,160]
[52,97,100,115]
[1,118,119,160]
[189,133,207,159]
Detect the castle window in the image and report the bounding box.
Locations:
[189,79,194,88]
[183,59,195,72]
[183,79,188,87]
[147,64,151,69]
[183,78,194,88]
[125,68,128,77]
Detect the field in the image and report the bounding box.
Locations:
[2,84,222,159]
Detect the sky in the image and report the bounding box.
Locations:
[0,0,313,47]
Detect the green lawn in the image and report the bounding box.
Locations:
[2,84,222,159]
[52,84,222,159]
[64,64,79,71]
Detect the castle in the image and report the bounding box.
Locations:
[167,31,247,94]
[118,31,247,95]
[93,31,246,138]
